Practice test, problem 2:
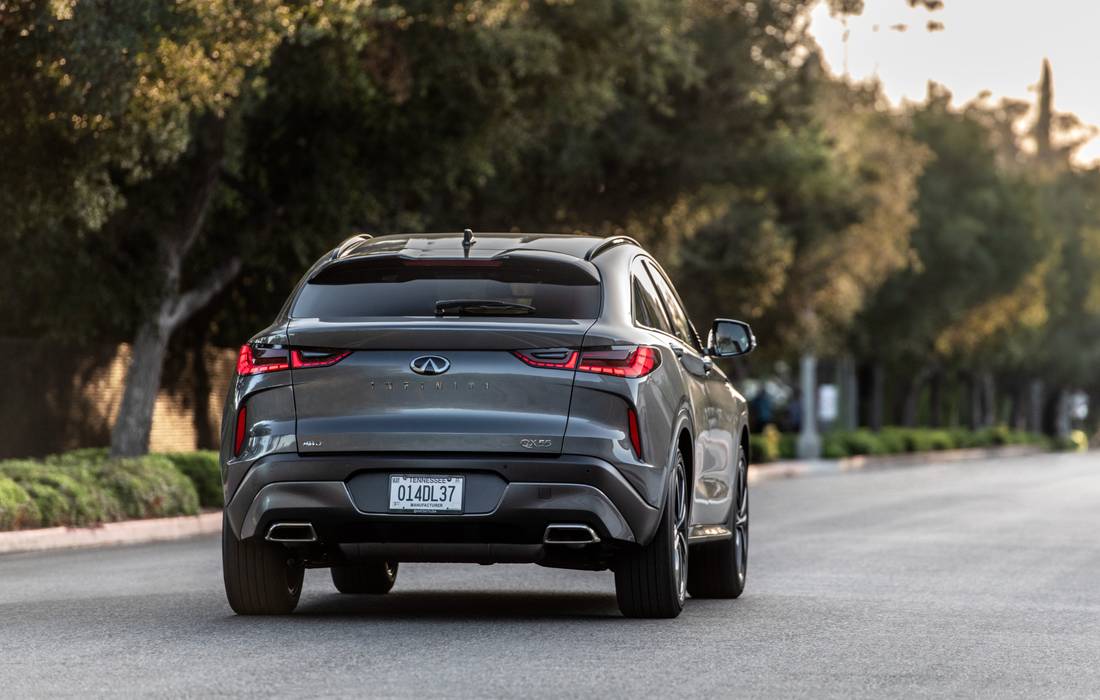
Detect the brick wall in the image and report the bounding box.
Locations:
[0,337,236,458]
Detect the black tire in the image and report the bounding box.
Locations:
[331,561,399,594]
[687,444,749,598]
[222,514,304,615]
[614,452,689,619]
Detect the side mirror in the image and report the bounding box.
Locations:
[708,319,756,358]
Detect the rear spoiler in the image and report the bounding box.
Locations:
[308,251,601,286]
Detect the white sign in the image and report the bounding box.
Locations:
[818,384,838,422]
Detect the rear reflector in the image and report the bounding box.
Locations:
[234,405,248,457]
[627,405,642,459]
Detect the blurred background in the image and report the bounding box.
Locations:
[2,0,1098,472]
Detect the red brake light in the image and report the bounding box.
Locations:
[512,349,579,370]
[577,346,660,378]
[233,404,248,457]
[627,405,642,459]
[236,344,289,375]
[291,349,351,369]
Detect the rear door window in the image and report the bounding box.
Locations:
[292,255,601,320]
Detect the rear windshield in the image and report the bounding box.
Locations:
[292,256,601,319]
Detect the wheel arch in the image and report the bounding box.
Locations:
[669,407,695,522]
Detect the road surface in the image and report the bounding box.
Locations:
[2,452,1098,697]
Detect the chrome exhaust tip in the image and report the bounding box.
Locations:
[265,522,318,543]
[543,524,601,545]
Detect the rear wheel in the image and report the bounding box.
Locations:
[222,514,304,615]
[614,452,689,618]
[331,561,399,594]
[687,444,749,598]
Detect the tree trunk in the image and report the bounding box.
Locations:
[109,322,171,456]
[980,372,996,428]
[838,354,858,430]
[870,362,885,431]
[928,371,943,427]
[901,366,932,427]
[1008,382,1026,430]
[1055,389,1072,438]
[108,256,240,457]
[108,116,239,458]
[967,374,981,429]
[1028,380,1044,433]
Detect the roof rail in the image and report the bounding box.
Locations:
[332,232,374,260]
[584,235,639,261]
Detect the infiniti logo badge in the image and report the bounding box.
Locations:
[410,355,451,376]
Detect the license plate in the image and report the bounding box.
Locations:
[388,475,464,512]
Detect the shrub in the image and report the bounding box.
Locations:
[778,432,797,459]
[0,459,122,526]
[821,432,849,459]
[843,429,883,456]
[0,452,202,530]
[160,451,222,508]
[1053,430,1089,452]
[44,447,109,466]
[877,428,910,454]
[0,477,40,530]
[925,430,954,451]
[90,456,199,519]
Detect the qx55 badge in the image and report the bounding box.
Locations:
[520,438,553,449]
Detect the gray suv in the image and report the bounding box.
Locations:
[220,231,755,618]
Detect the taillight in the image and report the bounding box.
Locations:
[291,349,351,369]
[513,346,661,378]
[233,404,248,457]
[237,344,351,375]
[236,344,289,375]
[627,405,643,459]
[576,346,660,378]
[512,349,579,370]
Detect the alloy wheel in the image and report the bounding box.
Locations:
[672,459,689,605]
[733,451,749,586]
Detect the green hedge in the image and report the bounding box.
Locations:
[0,449,221,531]
[160,451,222,508]
[750,426,1066,463]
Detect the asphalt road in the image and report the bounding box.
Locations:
[2,452,1099,698]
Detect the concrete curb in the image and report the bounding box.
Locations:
[748,444,1047,484]
[0,511,222,556]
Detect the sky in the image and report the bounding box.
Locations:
[808,0,1100,162]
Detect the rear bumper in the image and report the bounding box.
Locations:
[224,453,661,547]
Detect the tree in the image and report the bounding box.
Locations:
[854,84,1046,426]
[1,0,377,456]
